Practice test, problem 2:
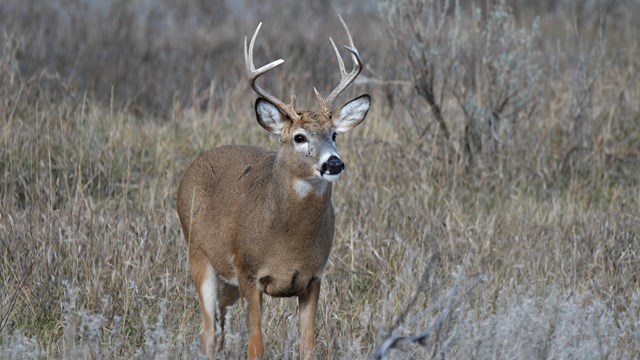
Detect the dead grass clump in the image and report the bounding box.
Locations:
[1,0,639,359]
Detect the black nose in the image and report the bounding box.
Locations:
[321,155,345,175]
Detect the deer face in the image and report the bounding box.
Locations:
[246,15,367,199]
[255,95,370,184]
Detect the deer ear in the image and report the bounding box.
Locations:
[334,95,370,133]
[255,98,287,135]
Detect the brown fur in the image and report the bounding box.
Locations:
[178,143,335,294]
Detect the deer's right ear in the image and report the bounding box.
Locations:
[256,98,286,135]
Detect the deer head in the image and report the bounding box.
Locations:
[245,16,370,194]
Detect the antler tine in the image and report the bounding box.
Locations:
[330,38,346,78]
[322,15,363,109]
[244,23,299,121]
[338,14,360,66]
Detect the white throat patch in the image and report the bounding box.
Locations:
[294,178,328,199]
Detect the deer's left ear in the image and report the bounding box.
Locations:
[334,95,370,133]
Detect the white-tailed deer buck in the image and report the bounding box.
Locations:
[177,16,370,359]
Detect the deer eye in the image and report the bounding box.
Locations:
[332,132,337,141]
[294,134,307,144]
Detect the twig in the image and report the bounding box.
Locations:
[0,258,38,333]
[354,76,413,87]
[388,241,440,332]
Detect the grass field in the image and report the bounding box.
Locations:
[1,0,639,359]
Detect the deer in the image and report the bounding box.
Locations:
[176,16,370,359]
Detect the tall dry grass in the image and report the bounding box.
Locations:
[1,0,639,359]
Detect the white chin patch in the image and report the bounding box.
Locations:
[322,173,342,182]
[294,178,328,198]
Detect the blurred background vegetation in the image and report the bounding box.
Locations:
[1,0,639,358]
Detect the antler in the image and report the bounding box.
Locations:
[314,15,363,112]
[244,23,300,121]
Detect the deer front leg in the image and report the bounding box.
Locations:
[298,277,320,360]
[241,281,264,360]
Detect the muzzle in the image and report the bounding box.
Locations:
[321,155,345,175]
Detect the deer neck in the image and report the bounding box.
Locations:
[268,151,332,226]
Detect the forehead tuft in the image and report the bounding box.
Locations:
[293,111,333,130]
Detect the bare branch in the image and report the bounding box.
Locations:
[372,274,487,360]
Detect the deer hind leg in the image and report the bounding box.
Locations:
[216,279,240,352]
[190,250,219,357]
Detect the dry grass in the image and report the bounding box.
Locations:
[1,0,639,359]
